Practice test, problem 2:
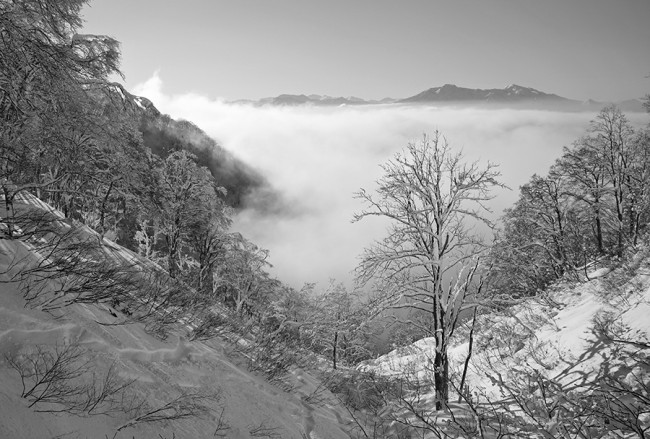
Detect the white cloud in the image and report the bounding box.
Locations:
[132,73,647,289]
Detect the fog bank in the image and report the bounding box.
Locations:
[134,73,648,288]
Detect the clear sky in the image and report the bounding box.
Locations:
[80,0,650,102]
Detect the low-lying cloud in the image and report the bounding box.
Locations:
[134,73,647,288]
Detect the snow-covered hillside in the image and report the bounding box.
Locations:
[359,255,650,438]
[0,194,352,439]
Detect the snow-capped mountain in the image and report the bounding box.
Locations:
[232,84,645,110]
[398,83,572,104]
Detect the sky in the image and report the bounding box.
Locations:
[80,0,650,102]
[79,1,650,288]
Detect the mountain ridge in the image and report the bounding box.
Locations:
[231,84,645,111]
[398,83,570,103]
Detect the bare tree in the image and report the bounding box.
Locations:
[556,141,609,255]
[4,342,141,416]
[248,418,283,438]
[214,233,272,316]
[354,132,503,410]
[113,389,221,435]
[306,281,369,370]
[150,150,221,279]
[212,407,231,437]
[5,342,89,409]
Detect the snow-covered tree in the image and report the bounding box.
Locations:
[354,132,503,410]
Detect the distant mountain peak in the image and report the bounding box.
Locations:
[504,84,542,96]
[399,84,570,105]
[241,94,396,107]
[230,84,644,111]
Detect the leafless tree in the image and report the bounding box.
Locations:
[354,132,504,410]
[113,389,221,436]
[248,418,283,438]
[4,342,141,416]
[214,233,273,316]
[212,407,231,437]
[5,342,89,409]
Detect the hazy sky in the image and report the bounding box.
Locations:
[79,1,650,288]
[81,0,650,102]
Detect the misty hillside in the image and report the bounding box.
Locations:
[138,114,268,208]
[105,84,270,209]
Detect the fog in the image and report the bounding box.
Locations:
[134,74,647,288]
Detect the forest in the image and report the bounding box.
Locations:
[1,0,650,438]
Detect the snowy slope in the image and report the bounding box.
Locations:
[460,268,649,396]
[0,194,353,439]
[359,256,650,436]
[362,264,649,381]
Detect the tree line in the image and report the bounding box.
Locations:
[3,0,650,435]
[0,0,378,375]
[341,105,650,436]
[489,105,650,299]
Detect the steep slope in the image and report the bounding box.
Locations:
[0,194,351,439]
[138,114,269,208]
[359,255,650,437]
[105,83,270,208]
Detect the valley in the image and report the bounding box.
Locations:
[2,0,649,437]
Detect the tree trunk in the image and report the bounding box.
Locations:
[2,186,14,238]
[332,331,338,370]
[458,306,478,403]
[594,204,604,254]
[167,235,179,278]
[615,192,625,257]
[433,344,449,411]
[98,180,114,238]
[198,262,213,295]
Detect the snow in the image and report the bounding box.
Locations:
[3,192,649,436]
[134,96,146,110]
[587,266,611,279]
[361,262,650,406]
[0,233,354,439]
[620,284,650,334]
[0,195,356,438]
[359,337,437,378]
[112,84,126,101]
